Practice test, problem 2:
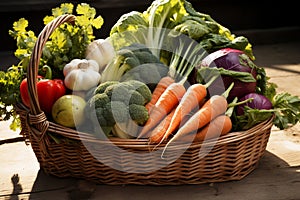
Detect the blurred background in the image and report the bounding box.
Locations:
[1,0,299,68]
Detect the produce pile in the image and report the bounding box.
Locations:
[1,1,300,146]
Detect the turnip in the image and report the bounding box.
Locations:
[201,48,258,100]
[236,93,273,115]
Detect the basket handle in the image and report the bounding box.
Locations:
[27,14,76,116]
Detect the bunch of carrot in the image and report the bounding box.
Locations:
[137,76,233,149]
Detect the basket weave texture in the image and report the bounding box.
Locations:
[15,14,274,185]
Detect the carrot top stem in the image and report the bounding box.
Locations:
[228,97,253,108]
[221,82,234,99]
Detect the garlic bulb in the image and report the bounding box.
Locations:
[63,59,101,91]
[85,37,115,72]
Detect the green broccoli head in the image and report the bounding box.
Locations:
[133,51,161,64]
[87,93,110,109]
[125,80,152,104]
[105,101,129,123]
[104,82,130,102]
[91,101,129,127]
[86,92,129,126]
[85,93,113,127]
[101,42,164,82]
[129,90,145,105]
[120,63,169,91]
[99,48,139,82]
[86,79,152,137]
[94,107,115,127]
[94,81,119,95]
[114,47,140,71]
[104,80,151,105]
[123,54,140,67]
[128,104,149,125]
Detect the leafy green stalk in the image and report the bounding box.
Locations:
[168,37,206,84]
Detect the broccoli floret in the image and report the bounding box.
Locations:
[120,63,169,91]
[129,90,145,105]
[104,83,130,102]
[128,104,149,125]
[86,93,113,127]
[101,43,164,82]
[86,79,152,138]
[123,54,140,67]
[125,80,152,104]
[105,101,129,123]
[94,107,115,127]
[87,90,125,124]
[118,47,136,58]
[101,47,141,82]
[134,51,161,64]
[104,80,151,105]
[87,93,110,109]
[94,81,119,94]
[89,100,129,127]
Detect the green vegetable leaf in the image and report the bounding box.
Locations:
[233,107,274,131]
[197,66,256,84]
[171,19,211,40]
[271,92,300,129]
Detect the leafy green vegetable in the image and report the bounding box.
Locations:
[109,0,254,72]
[271,92,300,129]
[0,66,24,130]
[110,0,187,59]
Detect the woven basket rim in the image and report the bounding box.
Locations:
[16,101,274,150]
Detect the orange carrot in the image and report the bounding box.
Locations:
[181,115,232,142]
[145,76,175,111]
[148,108,176,144]
[138,82,186,138]
[161,95,228,155]
[158,83,207,143]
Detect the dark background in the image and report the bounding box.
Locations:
[1,0,299,67]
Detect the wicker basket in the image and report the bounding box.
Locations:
[15,14,274,185]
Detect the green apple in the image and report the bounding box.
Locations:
[52,95,87,128]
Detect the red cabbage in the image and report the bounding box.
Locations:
[236,93,273,115]
[202,48,257,100]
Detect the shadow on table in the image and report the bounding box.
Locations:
[24,150,300,200]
